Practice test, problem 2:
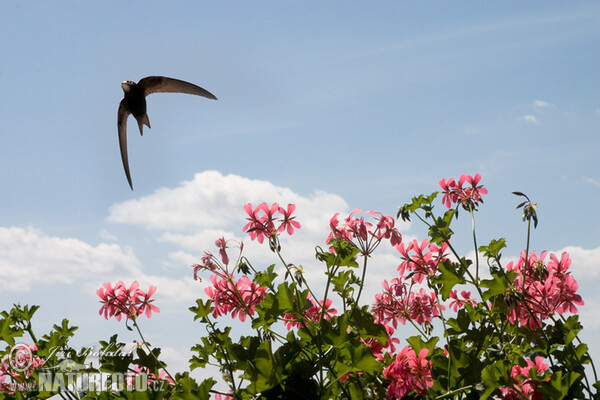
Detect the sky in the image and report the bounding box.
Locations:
[1,0,599,390]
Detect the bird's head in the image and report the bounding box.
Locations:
[121,81,136,93]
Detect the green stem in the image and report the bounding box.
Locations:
[203,317,239,398]
[469,204,480,283]
[352,255,369,313]
[132,319,176,384]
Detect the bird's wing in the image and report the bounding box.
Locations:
[117,99,134,190]
[138,76,217,100]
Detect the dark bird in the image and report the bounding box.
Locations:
[117,76,217,189]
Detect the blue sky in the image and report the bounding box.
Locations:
[1,1,599,387]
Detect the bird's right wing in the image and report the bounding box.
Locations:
[139,76,217,100]
[117,99,134,190]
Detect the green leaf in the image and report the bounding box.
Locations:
[254,264,278,287]
[189,299,213,321]
[480,271,510,301]
[431,259,465,299]
[478,238,506,260]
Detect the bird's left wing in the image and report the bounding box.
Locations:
[117,99,134,190]
[139,76,217,100]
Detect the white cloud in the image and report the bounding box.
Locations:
[519,115,541,125]
[108,171,349,234]
[99,229,118,242]
[533,100,553,109]
[581,177,600,188]
[0,226,140,291]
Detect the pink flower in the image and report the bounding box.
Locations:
[205,274,267,322]
[506,251,583,330]
[361,324,399,360]
[278,204,301,235]
[283,294,337,330]
[243,202,301,243]
[448,290,476,312]
[193,239,244,281]
[383,346,432,398]
[326,209,402,256]
[396,239,448,284]
[97,281,160,321]
[372,279,444,329]
[439,173,487,210]
[497,356,549,399]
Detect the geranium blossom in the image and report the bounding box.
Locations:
[497,356,549,399]
[327,209,402,255]
[243,202,301,243]
[205,274,267,322]
[383,346,432,398]
[448,290,477,312]
[361,324,400,360]
[283,294,337,330]
[97,281,159,321]
[372,279,444,328]
[396,239,448,284]
[439,173,487,210]
[506,250,583,330]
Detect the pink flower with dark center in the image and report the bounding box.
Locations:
[361,324,399,360]
[283,294,337,330]
[497,356,549,399]
[97,281,160,321]
[396,239,448,284]
[448,290,476,312]
[243,202,301,243]
[439,173,487,210]
[506,251,583,330]
[372,279,444,328]
[326,209,402,256]
[205,274,267,322]
[278,204,302,235]
[383,346,432,398]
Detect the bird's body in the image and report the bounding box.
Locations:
[117,76,217,189]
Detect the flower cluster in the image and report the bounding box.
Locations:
[497,357,549,399]
[205,274,267,322]
[448,290,476,312]
[243,202,301,244]
[506,251,583,330]
[439,173,487,210]
[327,209,402,255]
[396,239,448,284]
[372,279,444,328]
[283,295,337,330]
[0,344,45,394]
[97,281,159,321]
[383,346,433,399]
